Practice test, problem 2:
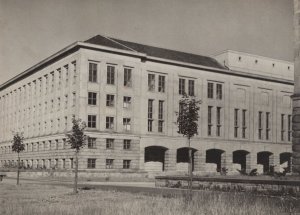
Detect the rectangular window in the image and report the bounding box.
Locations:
[106,159,114,169]
[88,137,96,149]
[234,109,239,138]
[57,70,62,89]
[106,94,115,107]
[208,106,212,136]
[188,80,195,96]
[88,92,97,105]
[216,84,222,100]
[242,109,247,139]
[281,114,285,141]
[158,100,164,132]
[72,92,76,107]
[72,61,77,85]
[258,111,263,140]
[123,160,131,169]
[158,75,165,93]
[124,68,132,87]
[179,78,185,95]
[123,139,131,150]
[106,117,114,129]
[88,115,96,128]
[288,115,292,142]
[123,96,131,108]
[123,118,131,131]
[266,112,270,140]
[207,82,213,99]
[107,65,115,85]
[216,107,221,136]
[148,74,155,91]
[64,95,68,109]
[106,139,114,149]
[64,65,69,85]
[89,63,97,82]
[148,99,153,132]
[87,158,96,169]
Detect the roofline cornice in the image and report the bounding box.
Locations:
[0,42,294,91]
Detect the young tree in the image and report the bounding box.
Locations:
[65,116,87,194]
[176,94,201,200]
[12,132,25,185]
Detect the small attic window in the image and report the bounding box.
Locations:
[238,56,242,61]
[255,60,258,64]
[272,63,275,67]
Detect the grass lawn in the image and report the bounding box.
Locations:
[0,182,299,215]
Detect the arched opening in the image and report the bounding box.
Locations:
[144,146,168,172]
[176,147,197,171]
[257,151,273,173]
[233,150,250,171]
[280,152,292,172]
[206,149,225,172]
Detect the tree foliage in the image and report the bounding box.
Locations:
[12,132,25,154]
[177,94,201,139]
[66,116,87,152]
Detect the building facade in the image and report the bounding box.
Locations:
[0,35,294,175]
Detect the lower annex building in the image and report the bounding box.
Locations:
[0,35,294,175]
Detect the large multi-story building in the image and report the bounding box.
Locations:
[0,35,294,175]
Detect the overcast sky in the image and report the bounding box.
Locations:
[0,0,294,85]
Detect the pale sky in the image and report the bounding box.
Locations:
[0,0,294,85]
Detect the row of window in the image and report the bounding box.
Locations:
[89,63,132,87]
[87,158,131,169]
[1,158,132,169]
[88,93,131,108]
[0,138,133,154]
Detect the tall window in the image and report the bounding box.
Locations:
[106,94,115,107]
[123,160,131,169]
[288,115,292,141]
[158,75,165,93]
[216,107,221,136]
[124,68,132,87]
[72,92,76,107]
[64,65,69,85]
[88,92,97,105]
[208,106,212,136]
[123,139,131,150]
[281,114,285,141]
[266,112,270,140]
[123,96,131,108]
[106,117,114,129]
[234,109,239,138]
[216,84,222,100]
[179,78,185,95]
[242,109,246,139]
[158,100,164,132]
[57,70,61,89]
[88,115,96,128]
[188,80,195,96]
[87,158,96,169]
[106,159,114,169]
[258,111,263,140]
[88,137,96,149]
[107,65,115,85]
[89,63,97,82]
[123,118,131,131]
[106,139,114,149]
[72,61,77,85]
[207,82,213,99]
[148,74,155,91]
[64,95,68,109]
[148,99,154,132]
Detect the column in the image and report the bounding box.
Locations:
[164,149,176,172]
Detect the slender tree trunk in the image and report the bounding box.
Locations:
[17,153,20,185]
[74,150,79,194]
[188,137,193,201]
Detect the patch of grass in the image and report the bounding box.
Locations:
[0,183,299,215]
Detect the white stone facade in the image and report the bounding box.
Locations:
[0,38,294,174]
